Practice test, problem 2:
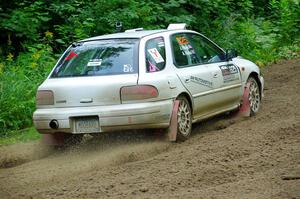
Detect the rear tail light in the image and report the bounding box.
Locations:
[120,85,159,101]
[36,90,54,105]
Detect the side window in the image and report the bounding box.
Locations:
[145,37,166,72]
[171,34,200,68]
[188,34,225,64]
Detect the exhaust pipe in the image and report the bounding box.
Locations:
[49,119,59,129]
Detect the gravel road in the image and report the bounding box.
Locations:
[0,58,299,199]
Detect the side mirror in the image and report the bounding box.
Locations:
[225,49,238,61]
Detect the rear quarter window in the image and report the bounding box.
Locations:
[145,37,166,72]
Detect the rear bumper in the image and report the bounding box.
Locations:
[33,99,173,134]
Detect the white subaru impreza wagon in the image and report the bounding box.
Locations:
[33,24,264,143]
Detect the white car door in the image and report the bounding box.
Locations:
[171,33,242,118]
[188,33,243,114]
[171,33,222,118]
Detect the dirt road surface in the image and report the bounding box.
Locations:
[0,58,299,199]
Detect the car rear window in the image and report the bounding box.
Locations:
[51,39,139,78]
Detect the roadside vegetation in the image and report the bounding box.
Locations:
[0,0,299,143]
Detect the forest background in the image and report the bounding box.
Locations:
[0,0,299,143]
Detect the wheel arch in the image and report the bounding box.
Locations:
[248,72,262,99]
[176,92,193,113]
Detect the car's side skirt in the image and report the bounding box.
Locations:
[192,104,240,124]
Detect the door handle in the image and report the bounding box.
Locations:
[213,73,218,78]
[185,78,190,83]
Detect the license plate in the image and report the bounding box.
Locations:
[75,117,99,133]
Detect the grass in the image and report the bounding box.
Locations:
[0,127,41,146]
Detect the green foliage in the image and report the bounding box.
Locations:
[0,0,299,138]
[0,1,51,44]
[210,18,279,66]
[269,0,300,45]
[200,0,300,66]
[0,127,41,146]
[0,43,55,131]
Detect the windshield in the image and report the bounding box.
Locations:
[51,39,139,78]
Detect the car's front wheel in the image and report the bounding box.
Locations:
[176,96,192,141]
[247,77,261,116]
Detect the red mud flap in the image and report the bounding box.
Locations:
[41,133,70,146]
[167,100,180,142]
[237,82,251,117]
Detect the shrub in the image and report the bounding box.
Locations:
[0,43,55,132]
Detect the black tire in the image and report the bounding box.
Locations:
[176,96,192,141]
[247,77,261,116]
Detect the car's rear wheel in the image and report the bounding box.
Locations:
[247,77,261,116]
[176,96,192,141]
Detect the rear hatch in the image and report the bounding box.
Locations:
[37,39,139,108]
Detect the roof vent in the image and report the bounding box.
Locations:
[125,28,144,33]
[167,23,187,30]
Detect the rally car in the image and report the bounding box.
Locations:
[33,23,264,143]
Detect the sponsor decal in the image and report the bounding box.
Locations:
[65,51,78,61]
[147,48,164,63]
[175,36,196,56]
[87,59,102,67]
[180,44,195,56]
[176,36,190,45]
[190,76,213,88]
[148,60,158,72]
[123,64,134,72]
[219,64,240,83]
